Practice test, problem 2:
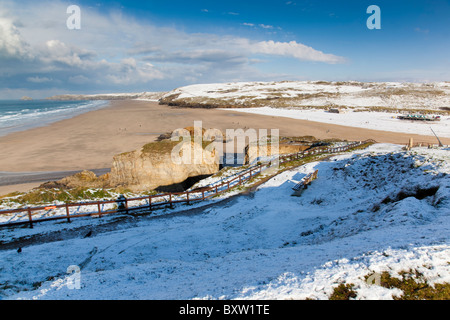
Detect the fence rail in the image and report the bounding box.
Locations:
[0,140,374,228]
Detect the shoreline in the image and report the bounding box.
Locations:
[0,99,111,138]
[0,99,449,195]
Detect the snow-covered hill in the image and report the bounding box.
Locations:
[0,144,449,300]
[161,81,450,112]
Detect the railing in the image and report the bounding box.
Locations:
[292,170,319,192]
[0,140,373,228]
[405,142,444,148]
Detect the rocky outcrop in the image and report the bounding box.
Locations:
[40,136,220,192]
[40,170,110,189]
[245,143,309,165]
[108,139,220,191]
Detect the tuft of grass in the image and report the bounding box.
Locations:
[329,284,357,300]
[141,137,213,155]
[142,139,181,155]
[366,270,450,300]
[329,269,450,300]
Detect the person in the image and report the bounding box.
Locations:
[116,194,127,212]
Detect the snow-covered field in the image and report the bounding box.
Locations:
[0,144,449,300]
[161,80,450,111]
[225,107,450,138]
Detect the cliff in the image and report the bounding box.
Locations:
[245,143,309,165]
[40,136,220,192]
[108,139,220,191]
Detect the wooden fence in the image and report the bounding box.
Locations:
[0,140,373,228]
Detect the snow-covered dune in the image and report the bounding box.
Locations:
[1,144,449,300]
[161,80,450,112]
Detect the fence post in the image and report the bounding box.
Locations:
[169,193,172,207]
[66,204,71,223]
[186,191,190,205]
[27,208,33,228]
[97,202,102,217]
[125,198,129,214]
[149,196,152,211]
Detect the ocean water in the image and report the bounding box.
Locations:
[0,100,109,137]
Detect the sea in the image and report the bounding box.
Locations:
[0,100,110,137]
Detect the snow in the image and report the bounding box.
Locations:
[224,107,450,138]
[163,80,450,110]
[0,144,449,300]
[163,80,450,138]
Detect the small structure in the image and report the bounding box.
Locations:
[292,170,319,197]
[328,108,343,114]
[397,114,441,122]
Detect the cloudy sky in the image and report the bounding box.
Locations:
[0,0,449,99]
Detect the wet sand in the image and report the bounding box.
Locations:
[0,100,448,195]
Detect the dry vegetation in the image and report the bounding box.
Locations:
[328,269,450,300]
[159,81,450,115]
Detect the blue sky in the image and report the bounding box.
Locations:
[0,0,448,98]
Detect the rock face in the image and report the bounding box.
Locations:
[40,138,220,192]
[245,143,309,165]
[108,139,220,191]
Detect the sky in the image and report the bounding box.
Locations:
[0,0,449,99]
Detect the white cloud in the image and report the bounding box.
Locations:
[0,0,346,98]
[259,24,274,29]
[251,40,346,64]
[41,40,96,68]
[0,14,31,59]
[27,76,52,83]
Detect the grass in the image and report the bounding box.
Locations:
[0,187,135,207]
[327,269,450,300]
[142,139,182,155]
[366,270,450,300]
[141,136,214,155]
[329,284,358,300]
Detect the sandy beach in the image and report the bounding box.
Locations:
[0,100,448,195]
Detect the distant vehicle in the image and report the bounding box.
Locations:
[327,108,344,114]
[397,114,441,122]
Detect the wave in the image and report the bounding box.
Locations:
[0,100,109,137]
